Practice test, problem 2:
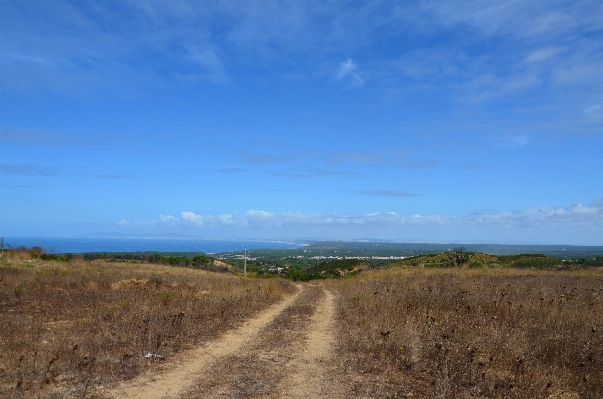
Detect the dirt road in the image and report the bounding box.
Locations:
[104,284,344,399]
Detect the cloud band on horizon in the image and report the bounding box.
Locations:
[114,198,603,245]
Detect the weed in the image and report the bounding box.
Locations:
[159,289,171,305]
[13,282,24,297]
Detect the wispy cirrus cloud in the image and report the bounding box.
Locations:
[0,127,135,147]
[524,46,566,63]
[3,1,600,100]
[240,149,437,175]
[490,135,531,149]
[180,45,229,84]
[212,168,251,174]
[456,162,486,170]
[241,151,306,165]
[334,59,364,89]
[268,169,356,179]
[335,59,356,79]
[328,151,380,165]
[97,174,134,179]
[353,190,420,198]
[328,149,437,169]
[237,147,437,180]
[583,104,601,115]
[0,127,69,146]
[0,162,58,176]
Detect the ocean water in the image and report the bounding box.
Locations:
[3,237,303,254]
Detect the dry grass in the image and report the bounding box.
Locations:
[0,249,295,398]
[326,267,603,398]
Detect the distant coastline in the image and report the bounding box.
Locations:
[3,236,304,254]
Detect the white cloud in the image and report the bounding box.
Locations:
[334,59,364,88]
[116,198,603,245]
[181,211,206,225]
[335,59,357,79]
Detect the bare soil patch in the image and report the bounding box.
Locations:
[276,287,340,398]
[109,279,150,290]
[179,284,325,398]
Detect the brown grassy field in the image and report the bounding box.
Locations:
[2,247,603,398]
[326,267,603,398]
[0,248,295,398]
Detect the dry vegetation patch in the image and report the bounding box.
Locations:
[389,252,561,269]
[0,250,294,398]
[109,279,150,290]
[327,268,603,398]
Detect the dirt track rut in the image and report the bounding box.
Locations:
[277,288,336,398]
[105,284,340,399]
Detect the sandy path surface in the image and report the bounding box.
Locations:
[179,284,331,398]
[276,287,338,398]
[104,285,303,399]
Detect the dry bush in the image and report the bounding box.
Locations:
[0,250,294,398]
[327,267,603,398]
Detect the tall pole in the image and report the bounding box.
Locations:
[244,247,247,278]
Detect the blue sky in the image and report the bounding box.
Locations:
[1,0,602,245]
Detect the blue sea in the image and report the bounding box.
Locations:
[3,237,304,254]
